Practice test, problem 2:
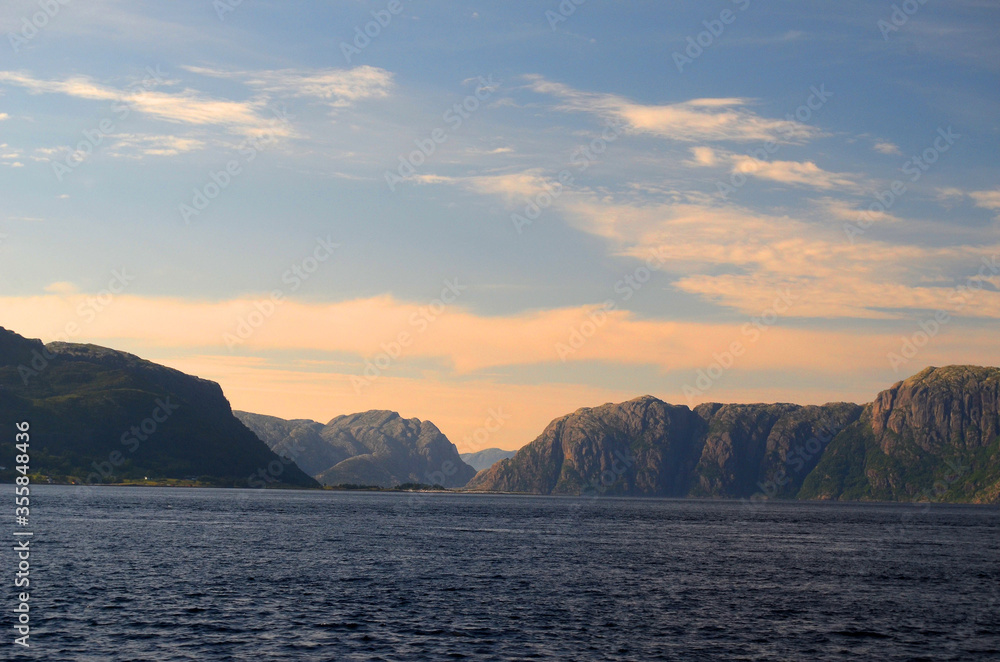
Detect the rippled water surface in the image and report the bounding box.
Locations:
[6,486,1000,660]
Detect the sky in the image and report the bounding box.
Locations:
[1,0,998,453]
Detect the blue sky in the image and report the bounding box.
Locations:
[1,0,998,450]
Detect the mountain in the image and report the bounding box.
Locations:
[466,397,860,498]
[4,322,993,503]
[800,366,1000,503]
[461,448,518,472]
[465,397,702,496]
[228,412,335,477]
[467,366,1000,504]
[236,410,477,488]
[0,327,318,488]
[691,401,863,499]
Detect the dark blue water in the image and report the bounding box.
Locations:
[5,486,999,661]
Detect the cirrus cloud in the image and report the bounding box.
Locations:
[525,75,819,143]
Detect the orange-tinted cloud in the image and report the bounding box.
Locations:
[4,292,1000,451]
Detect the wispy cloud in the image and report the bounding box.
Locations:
[873,141,902,155]
[564,197,1000,319]
[971,190,1000,212]
[0,70,284,137]
[820,197,900,225]
[685,146,719,167]
[4,292,994,376]
[0,66,390,144]
[411,171,560,203]
[0,143,22,167]
[43,281,79,295]
[413,168,999,320]
[526,75,818,143]
[934,188,1000,218]
[731,157,859,191]
[107,134,206,157]
[936,187,966,202]
[27,147,61,163]
[182,65,394,108]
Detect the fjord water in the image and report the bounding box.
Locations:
[10,487,999,661]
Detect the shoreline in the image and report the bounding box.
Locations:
[12,481,1000,507]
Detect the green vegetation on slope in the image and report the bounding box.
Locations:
[0,328,317,488]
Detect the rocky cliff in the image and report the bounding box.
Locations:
[0,327,318,488]
[800,366,1000,503]
[466,397,862,498]
[468,367,1000,504]
[236,410,477,488]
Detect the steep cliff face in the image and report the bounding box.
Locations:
[237,410,477,488]
[688,403,864,498]
[471,366,1000,503]
[468,397,706,496]
[691,404,800,497]
[463,415,567,494]
[467,397,861,498]
[753,403,865,499]
[870,366,1000,453]
[0,327,318,487]
[801,366,1000,503]
[233,412,343,477]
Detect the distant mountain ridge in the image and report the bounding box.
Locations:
[466,397,861,498]
[0,327,317,487]
[461,448,518,471]
[3,323,996,504]
[236,410,477,488]
[468,366,1000,504]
